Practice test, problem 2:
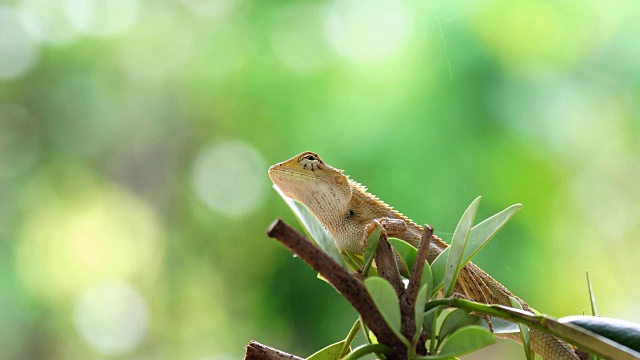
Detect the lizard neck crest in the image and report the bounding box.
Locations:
[348,178,418,229]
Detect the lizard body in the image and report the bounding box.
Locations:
[269,151,580,360]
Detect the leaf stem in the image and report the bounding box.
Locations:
[429,308,439,355]
[339,319,362,358]
[340,344,391,360]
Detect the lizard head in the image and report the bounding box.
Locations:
[268,151,352,209]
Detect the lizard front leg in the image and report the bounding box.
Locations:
[363,218,411,276]
[365,217,409,240]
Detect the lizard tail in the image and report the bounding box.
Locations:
[501,329,580,360]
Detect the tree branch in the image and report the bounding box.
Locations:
[406,224,433,306]
[266,219,406,359]
[245,340,304,360]
[373,232,416,343]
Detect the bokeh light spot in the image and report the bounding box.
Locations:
[16,178,164,302]
[74,280,148,355]
[324,0,410,63]
[178,0,238,18]
[64,0,141,38]
[0,7,38,79]
[192,141,267,216]
[19,0,79,45]
[470,0,596,69]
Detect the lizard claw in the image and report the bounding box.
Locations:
[364,220,384,249]
[365,219,385,237]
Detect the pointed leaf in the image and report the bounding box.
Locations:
[439,309,489,341]
[361,227,381,277]
[462,204,522,265]
[273,185,345,267]
[364,277,401,333]
[418,326,496,359]
[388,238,417,274]
[423,306,442,338]
[307,340,346,360]
[364,228,381,263]
[415,284,430,340]
[430,247,449,298]
[420,260,433,298]
[444,197,481,297]
[341,251,364,273]
[510,297,533,360]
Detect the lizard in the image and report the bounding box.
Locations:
[268,151,581,360]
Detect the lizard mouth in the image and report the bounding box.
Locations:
[268,167,332,184]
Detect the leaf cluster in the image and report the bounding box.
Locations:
[260,190,640,360]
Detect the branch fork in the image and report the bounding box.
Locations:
[245,219,434,360]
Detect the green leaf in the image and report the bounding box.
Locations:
[364,277,402,333]
[273,185,345,267]
[433,202,521,299]
[415,284,430,340]
[430,247,449,298]
[341,251,364,274]
[420,260,433,298]
[439,309,488,342]
[418,326,496,359]
[388,238,417,274]
[361,227,381,277]
[444,197,481,297]
[491,317,521,334]
[439,297,640,359]
[559,315,640,353]
[422,306,442,338]
[510,297,533,360]
[307,340,346,360]
[462,203,522,265]
[340,343,391,360]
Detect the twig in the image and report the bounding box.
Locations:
[267,219,407,359]
[245,340,304,360]
[406,225,433,306]
[373,231,416,345]
[373,232,405,298]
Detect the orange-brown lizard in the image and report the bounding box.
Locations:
[269,151,580,360]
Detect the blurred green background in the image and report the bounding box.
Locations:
[1,0,639,359]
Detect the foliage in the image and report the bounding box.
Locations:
[275,194,640,359]
[4,2,640,358]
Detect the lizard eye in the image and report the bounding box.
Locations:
[298,153,322,170]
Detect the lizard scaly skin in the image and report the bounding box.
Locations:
[269,151,579,360]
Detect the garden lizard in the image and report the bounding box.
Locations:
[268,151,580,360]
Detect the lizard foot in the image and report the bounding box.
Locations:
[365,217,408,238]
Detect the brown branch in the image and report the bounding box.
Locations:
[406,224,434,306]
[373,233,405,298]
[245,340,304,360]
[374,231,416,347]
[267,219,406,359]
